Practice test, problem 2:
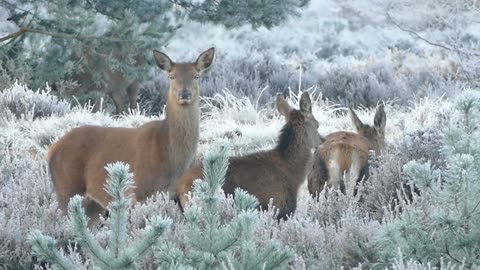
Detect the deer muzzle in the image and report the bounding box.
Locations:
[177,90,192,105]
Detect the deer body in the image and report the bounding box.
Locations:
[308,106,386,196]
[48,48,215,223]
[177,93,322,219]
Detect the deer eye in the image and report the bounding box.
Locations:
[169,75,174,80]
[194,74,200,79]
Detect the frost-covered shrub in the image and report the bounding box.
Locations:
[396,128,447,170]
[0,82,72,120]
[316,59,452,108]
[374,89,480,268]
[252,203,383,269]
[0,56,33,91]
[0,143,68,268]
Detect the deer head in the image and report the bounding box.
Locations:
[153,47,215,105]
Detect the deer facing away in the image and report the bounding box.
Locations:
[48,48,215,225]
[308,105,386,197]
[176,92,323,220]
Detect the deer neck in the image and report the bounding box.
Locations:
[165,95,200,169]
[284,138,313,179]
[276,125,313,187]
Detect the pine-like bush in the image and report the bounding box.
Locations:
[155,145,293,270]
[28,162,172,269]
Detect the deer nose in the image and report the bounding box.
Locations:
[179,90,192,100]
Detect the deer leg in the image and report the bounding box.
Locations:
[92,96,106,113]
[50,156,86,215]
[344,170,356,197]
[82,195,107,229]
[178,194,189,212]
[348,153,368,197]
[56,188,79,215]
[327,159,344,193]
[110,91,125,114]
[308,154,329,196]
[126,82,139,110]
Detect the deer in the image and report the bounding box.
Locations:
[308,105,387,197]
[176,92,323,220]
[52,49,146,114]
[54,70,141,114]
[48,48,215,225]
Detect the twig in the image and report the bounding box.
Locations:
[444,242,463,265]
[386,12,454,52]
[387,12,480,57]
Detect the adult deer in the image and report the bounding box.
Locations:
[48,48,215,224]
[176,92,323,220]
[308,105,386,196]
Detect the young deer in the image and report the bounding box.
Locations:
[176,92,323,220]
[308,105,386,196]
[48,48,215,224]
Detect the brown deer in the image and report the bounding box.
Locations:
[308,105,386,197]
[55,70,140,114]
[176,92,323,220]
[48,48,215,224]
[53,50,146,114]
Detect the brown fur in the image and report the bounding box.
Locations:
[176,92,322,220]
[48,48,215,225]
[308,105,386,196]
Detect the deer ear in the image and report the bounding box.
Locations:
[374,104,387,130]
[349,107,364,131]
[153,50,173,72]
[276,94,293,118]
[195,47,215,71]
[299,92,312,114]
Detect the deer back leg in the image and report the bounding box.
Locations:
[110,91,126,114]
[126,81,139,111]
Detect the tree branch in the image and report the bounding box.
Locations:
[167,0,218,14]
[1,26,132,43]
[0,27,28,42]
[386,12,454,52]
[386,12,480,57]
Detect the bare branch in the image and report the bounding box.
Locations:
[387,12,480,57]
[386,12,454,52]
